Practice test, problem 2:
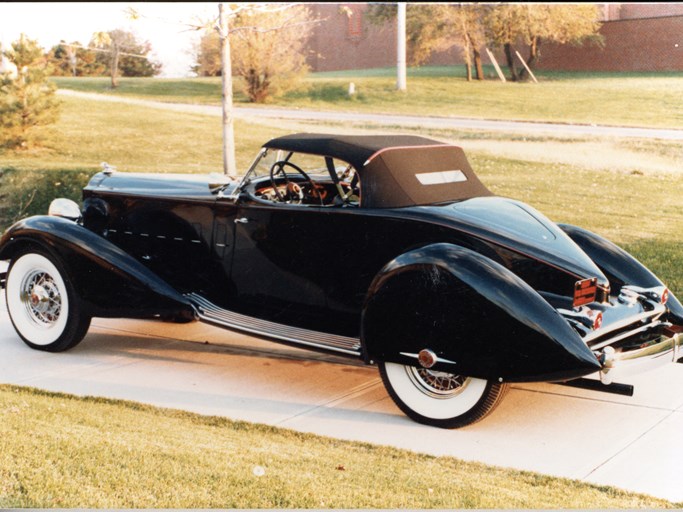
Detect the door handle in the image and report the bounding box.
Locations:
[234,217,249,224]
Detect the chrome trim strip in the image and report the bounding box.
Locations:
[589,321,670,351]
[583,304,666,343]
[598,333,681,384]
[187,293,362,357]
[399,352,457,365]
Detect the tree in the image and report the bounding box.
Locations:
[432,4,487,81]
[89,29,161,87]
[485,4,603,81]
[365,3,486,82]
[0,34,60,150]
[195,5,313,102]
[366,3,448,67]
[192,31,221,77]
[46,41,106,77]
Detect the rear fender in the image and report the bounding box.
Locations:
[0,216,195,321]
[361,243,601,382]
[560,224,683,325]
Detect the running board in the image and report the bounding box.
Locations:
[186,293,362,357]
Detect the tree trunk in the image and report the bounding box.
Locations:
[110,45,120,88]
[504,43,518,82]
[463,35,472,82]
[519,36,539,81]
[473,48,484,80]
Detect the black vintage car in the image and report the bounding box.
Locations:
[1,134,682,428]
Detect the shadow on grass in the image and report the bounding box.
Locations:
[284,82,368,104]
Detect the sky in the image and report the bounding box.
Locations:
[0,2,220,77]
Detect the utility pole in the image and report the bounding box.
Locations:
[217,3,237,178]
[396,2,407,91]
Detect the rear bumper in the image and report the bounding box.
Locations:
[598,331,682,384]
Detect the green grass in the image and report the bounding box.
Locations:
[0,384,677,509]
[52,67,683,128]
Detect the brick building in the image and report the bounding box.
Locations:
[306,3,683,73]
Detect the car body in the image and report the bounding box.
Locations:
[1,133,682,428]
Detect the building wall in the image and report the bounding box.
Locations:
[306,3,683,73]
[535,15,683,72]
[616,3,683,20]
[307,4,396,72]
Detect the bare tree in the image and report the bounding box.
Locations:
[211,3,316,176]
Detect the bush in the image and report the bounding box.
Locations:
[0,168,90,230]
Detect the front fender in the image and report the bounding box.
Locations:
[559,224,683,326]
[361,243,601,382]
[0,216,195,321]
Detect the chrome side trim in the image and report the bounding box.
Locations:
[399,352,457,366]
[186,293,361,357]
[583,303,666,344]
[589,321,671,351]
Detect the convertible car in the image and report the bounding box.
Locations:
[1,133,681,428]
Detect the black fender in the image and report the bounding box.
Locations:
[361,243,601,383]
[0,216,196,321]
[559,224,683,326]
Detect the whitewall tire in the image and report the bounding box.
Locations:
[6,250,90,352]
[379,361,508,428]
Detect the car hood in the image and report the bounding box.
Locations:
[412,196,608,285]
[84,172,235,201]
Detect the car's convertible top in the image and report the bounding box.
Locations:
[263,133,492,208]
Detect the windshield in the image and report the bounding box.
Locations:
[238,148,349,189]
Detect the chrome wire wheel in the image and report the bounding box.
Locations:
[407,367,471,399]
[379,361,509,428]
[6,250,90,351]
[20,269,63,328]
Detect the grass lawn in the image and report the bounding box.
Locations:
[0,384,678,509]
[53,67,683,128]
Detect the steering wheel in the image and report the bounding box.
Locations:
[269,161,321,205]
[335,164,360,204]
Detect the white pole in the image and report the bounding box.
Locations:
[485,48,506,83]
[219,3,237,178]
[515,50,538,83]
[396,2,407,91]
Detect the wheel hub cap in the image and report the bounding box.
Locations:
[21,271,62,326]
[408,367,470,399]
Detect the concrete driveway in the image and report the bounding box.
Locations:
[1,282,682,503]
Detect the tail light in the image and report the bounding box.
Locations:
[586,310,603,330]
[661,288,669,305]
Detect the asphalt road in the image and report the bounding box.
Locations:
[58,89,683,141]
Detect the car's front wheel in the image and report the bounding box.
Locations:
[378,361,508,428]
[6,250,91,352]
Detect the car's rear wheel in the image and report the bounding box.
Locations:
[378,361,508,428]
[6,250,90,352]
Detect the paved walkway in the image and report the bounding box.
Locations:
[1,271,682,502]
[57,89,683,141]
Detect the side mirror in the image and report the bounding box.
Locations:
[48,198,82,222]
